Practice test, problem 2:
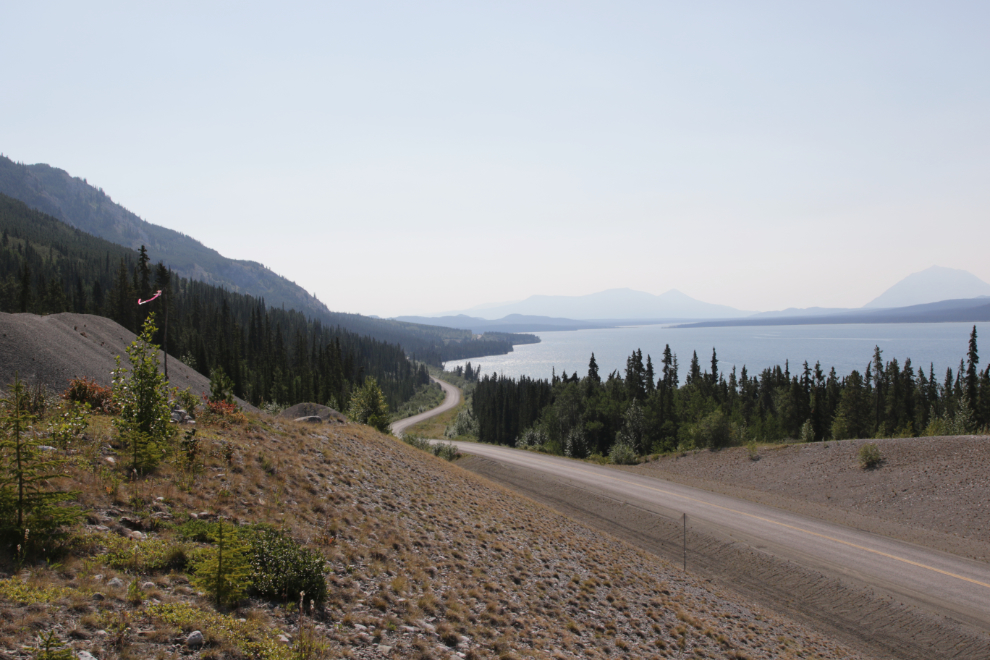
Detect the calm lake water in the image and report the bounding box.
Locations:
[447,322,990,384]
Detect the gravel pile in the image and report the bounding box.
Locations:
[0,312,254,410]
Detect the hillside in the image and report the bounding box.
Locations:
[0,394,859,659]
[0,155,331,320]
[0,166,535,363]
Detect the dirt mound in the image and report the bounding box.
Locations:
[277,402,345,423]
[0,312,254,410]
[629,435,990,562]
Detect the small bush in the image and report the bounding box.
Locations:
[247,527,327,605]
[401,435,460,461]
[63,377,117,414]
[177,519,219,543]
[171,387,199,417]
[746,441,760,461]
[609,442,638,465]
[858,443,882,470]
[208,367,237,407]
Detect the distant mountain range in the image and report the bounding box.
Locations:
[444,288,751,321]
[672,296,990,329]
[404,267,990,333]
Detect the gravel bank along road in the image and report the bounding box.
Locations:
[453,441,990,659]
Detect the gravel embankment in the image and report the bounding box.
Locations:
[0,312,254,410]
[628,436,990,562]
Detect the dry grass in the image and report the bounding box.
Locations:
[0,407,860,659]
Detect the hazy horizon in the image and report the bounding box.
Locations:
[3,2,989,317]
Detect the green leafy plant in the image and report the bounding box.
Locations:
[247,526,327,605]
[608,442,638,465]
[858,442,882,470]
[172,386,200,418]
[208,366,237,407]
[46,401,90,451]
[111,314,174,472]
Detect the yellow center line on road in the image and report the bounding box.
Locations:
[506,452,990,591]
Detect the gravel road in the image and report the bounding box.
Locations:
[453,441,990,659]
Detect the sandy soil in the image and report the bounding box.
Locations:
[626,436,990,563]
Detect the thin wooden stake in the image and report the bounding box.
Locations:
[682,513,687,571]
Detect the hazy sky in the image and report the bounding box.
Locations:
[3,2,989,317]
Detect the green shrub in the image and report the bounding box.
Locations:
[746,441,760,461]
[177,519,219,543]
[858,443,882,470]
[247,526,327,605]
[689,409,735,450]
[172,387,200,417]
[431,442,460,461]
[0,376,84,554]
[348,377,390,434]
[192,519,253,608]
[401,435,461,461]
[87,531,189,572]
[32,631,74,660]
[208,367,237,407]
[444,407,479,439]
[609,442,638,465]
[111,315,174,472]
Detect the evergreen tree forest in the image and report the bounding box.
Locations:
[473,334,990,458]
[0,193,433,410]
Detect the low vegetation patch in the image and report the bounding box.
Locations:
[858,442,882,469]
[391,380,445,422]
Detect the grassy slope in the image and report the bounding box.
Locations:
[0,408,856,660]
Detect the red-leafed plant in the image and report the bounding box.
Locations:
[63,377,118,414]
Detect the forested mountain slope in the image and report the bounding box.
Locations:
[0,155,331,319]
[0,189,533,363]
[0,194,429,409]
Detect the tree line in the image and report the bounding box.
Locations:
[472,331,990,459]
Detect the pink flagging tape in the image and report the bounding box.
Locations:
[137,290,163,305]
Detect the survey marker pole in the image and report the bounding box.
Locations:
[682,513,687,571]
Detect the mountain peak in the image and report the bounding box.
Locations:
[864,266,990,309]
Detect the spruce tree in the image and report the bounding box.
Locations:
[966,326,979,411]
[0,376,84,553]
[192,518,252,608]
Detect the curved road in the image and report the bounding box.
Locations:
[390,377,461,436]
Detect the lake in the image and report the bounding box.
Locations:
[446,322,990,383]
